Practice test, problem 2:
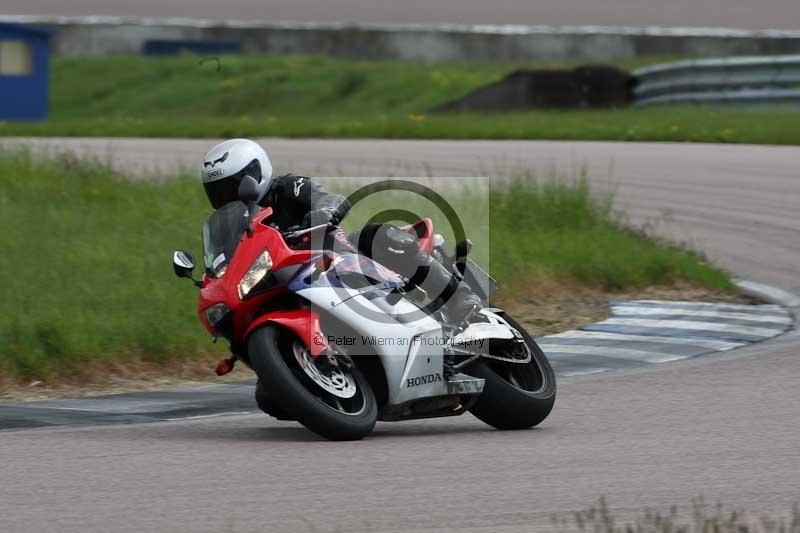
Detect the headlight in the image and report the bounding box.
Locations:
[238,251,273,299]
[204,303,230,327]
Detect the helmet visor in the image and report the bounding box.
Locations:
[204,175,243,210]
[203,160,262,209]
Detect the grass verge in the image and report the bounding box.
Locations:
[0,149,733,382]
[2,55,800,144]
[553,497,800,532]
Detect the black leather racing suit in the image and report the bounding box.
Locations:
[261,174,481,322]
[259,174,350,230]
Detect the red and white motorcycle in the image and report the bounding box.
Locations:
[173,177,556,440]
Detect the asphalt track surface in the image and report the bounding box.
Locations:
[2,138,800,532]
[3,0,800,31]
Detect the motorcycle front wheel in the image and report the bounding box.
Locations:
[248,325,378,441]
[467,312,556,430]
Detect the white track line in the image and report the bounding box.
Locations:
[559,368,610,377]
[165,411,255,421]
[734,279,800,308]
[542,344,687,363]
[622,300,785,312]
[14,405,106,412]
[610,306,791,324]
[598,318,784,338]
[540,330,746,351]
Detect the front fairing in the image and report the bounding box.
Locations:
[197,214,407,348]
[197,206,315,340]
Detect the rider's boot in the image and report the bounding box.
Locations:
[412,254,482,325]
[445,279,482,324]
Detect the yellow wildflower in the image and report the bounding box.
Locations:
[219,78,242,89]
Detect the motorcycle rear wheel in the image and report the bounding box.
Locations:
[467,312,556,430]
[248,325,378,441]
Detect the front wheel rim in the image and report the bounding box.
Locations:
[293,342,357,399]
[289,340,367,416]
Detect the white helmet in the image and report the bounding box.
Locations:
[201,139,273,209]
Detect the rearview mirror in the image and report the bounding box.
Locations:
[238,175,261,236]
[238,175,260,204]
[173,250,196,279]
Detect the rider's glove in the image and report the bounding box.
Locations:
[302,208,336,228]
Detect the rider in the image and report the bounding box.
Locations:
[201,138,481,323]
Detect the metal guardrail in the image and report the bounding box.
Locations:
[633,55,800,106]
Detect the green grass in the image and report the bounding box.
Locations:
[487,178,731,291]
[0,149,732,380]
[2,54,800,144]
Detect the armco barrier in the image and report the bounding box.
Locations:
[5,15,800,61]
[634,55,800,106]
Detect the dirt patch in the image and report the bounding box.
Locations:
[0,284,761,403]
[0,356,256,404]
[495,281,758,338]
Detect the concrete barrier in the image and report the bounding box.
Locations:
[5,15,800,61]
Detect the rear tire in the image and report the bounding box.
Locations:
[248,326,378,441]
[467,313,556,430]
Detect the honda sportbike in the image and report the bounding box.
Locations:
[173,177,556,440]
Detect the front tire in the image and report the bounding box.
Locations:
[255,380,296,421]
[468,313,556,430]
[248,325,377,441]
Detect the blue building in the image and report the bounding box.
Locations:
[0,22,53,121]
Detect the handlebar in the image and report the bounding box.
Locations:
[281,223,333,242]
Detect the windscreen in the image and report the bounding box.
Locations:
[202,201,248,277]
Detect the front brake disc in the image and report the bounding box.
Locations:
[292,341,357,399]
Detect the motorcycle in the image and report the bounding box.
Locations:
[173,176,556,440]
